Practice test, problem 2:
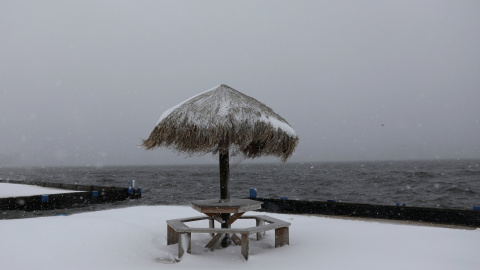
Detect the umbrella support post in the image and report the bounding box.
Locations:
[219,145,231,247]
[220,213,232,248]
[219,148,230,202]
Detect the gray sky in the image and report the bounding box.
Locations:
[1,0,479,167]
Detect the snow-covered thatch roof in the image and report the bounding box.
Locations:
[142,84,298,161]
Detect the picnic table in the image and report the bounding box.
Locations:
[190,199,263,247]
[166,198,291,260]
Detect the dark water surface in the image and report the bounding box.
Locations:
[1,159,480,219]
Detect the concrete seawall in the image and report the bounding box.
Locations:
[252,197,480,228]
[0,180,141,211]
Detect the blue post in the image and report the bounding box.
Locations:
[249,188,257,199]
[40,195,49,202]
[138,187,142,196]
[280,197,288,200]
[92,191,98,197]
[396,203,400,206]
[473,206,480,211]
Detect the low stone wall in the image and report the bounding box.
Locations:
[252,197,480,228]
[0,180,141,211]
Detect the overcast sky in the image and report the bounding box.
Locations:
[1,1,479,167]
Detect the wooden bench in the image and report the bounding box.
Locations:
[166,215,290,261]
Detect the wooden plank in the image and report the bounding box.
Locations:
[228,212,245,225]
[253,215,292,225]
[190,199,263,214]
[189,203,204,213]
[205,213,225,224]
[167,215,290,234]
[198,206,243,213]
[167,223,289,234]
[205,233,225,250]
[231,234,242,245]
[167,215,291,227]
[168,216,210,223]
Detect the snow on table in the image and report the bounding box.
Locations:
[0,183,81,198]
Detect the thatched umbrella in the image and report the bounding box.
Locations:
[142,84,299,201]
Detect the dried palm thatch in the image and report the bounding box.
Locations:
[143,84,298,206]
[142,84,298,161]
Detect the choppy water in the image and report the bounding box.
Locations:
[1,159,480,218]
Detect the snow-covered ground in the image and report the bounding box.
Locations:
[0,205,478,270]
[0,183,80,198]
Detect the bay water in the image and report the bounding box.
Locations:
[1,159,479,219]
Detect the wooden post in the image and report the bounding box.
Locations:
[221,213,231,247]
[275,227,289,247]
[241,233,250,260]
[256,218,265,240]
[186,233,192,254]
[219,144,230,201]
[167,224,178,245]
[219,141,231,247]
[177,233,192,261]
[209,218,215,238]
